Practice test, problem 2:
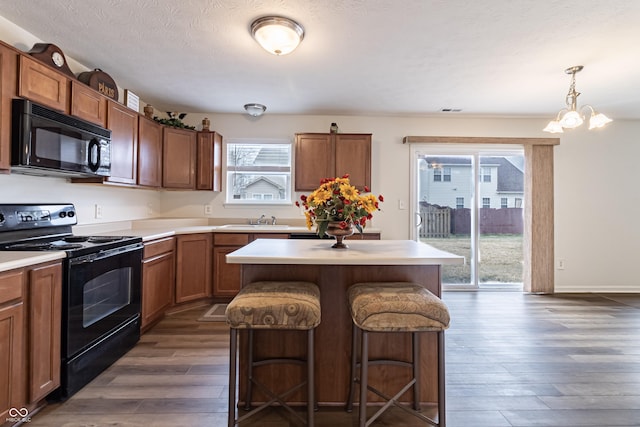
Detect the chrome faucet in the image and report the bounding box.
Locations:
[255,214,266,224]
[271,216,277,225]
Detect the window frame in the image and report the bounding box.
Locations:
[224,138,293,206]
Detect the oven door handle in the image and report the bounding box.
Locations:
[69,243,143,265]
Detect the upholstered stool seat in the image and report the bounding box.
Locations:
[226,281,321,427]
[346,282,450,427]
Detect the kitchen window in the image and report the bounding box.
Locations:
[501,197,508,208]
[225,139,292,204]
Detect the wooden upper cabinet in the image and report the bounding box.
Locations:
[0,42,18,172]
[163,127,197,189]
[294,133,334,191]
[106,100,138,185]
[70,81,107,127]
[18,55,69,112]
[295,133,372,191]
[137,116,163,188]
[334,134,371,191]
[196,131,222,191]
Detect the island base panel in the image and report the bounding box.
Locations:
[237,263,442,406]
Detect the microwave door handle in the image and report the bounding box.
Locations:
[88,139,100,172]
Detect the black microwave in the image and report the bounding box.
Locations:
[11,99,111,178]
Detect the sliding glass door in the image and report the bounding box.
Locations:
[411,145,524,289]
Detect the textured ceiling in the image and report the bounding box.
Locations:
[0,0,639,120]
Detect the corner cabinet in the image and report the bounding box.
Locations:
[163,127,197,189]
[196,131,223,191]
[295,133,372,191]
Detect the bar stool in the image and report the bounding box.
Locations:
[225,280,321,427]
[345,282,450,427]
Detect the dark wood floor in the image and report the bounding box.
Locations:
[28,292,640,427]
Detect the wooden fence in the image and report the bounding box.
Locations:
[419,204,451,238]
[419,203,523,238]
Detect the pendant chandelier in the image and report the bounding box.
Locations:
[543,65,612,133]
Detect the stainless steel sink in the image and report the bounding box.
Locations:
[218,224,291,231]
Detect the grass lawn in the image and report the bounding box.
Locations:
[421,234,523,285]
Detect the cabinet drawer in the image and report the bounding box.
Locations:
[0,270,24,304]
[143,237,175,259]
[214,233,250,246]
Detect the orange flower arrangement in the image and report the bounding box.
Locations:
[296,174,383,237]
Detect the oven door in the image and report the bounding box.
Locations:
[64,243,142,357]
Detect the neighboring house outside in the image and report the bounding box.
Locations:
[419,156,524,209]
[241,176,285,200]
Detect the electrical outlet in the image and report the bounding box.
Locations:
[94,204,103,219]
[147,203,154,216]
[557,259,565,270]
[398,199,406,210]
[204,205,213,216]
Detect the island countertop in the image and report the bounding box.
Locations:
[226,238,464,265]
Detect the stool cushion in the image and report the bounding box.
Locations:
[225,281,321,330]
[348,282,450,332]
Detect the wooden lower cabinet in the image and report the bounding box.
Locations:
[0,270,25,424]
[212,233,289,298]
[141,237,175,331]
[175,234,212,303]
[0,262,61,424]
[28,263,62,402]
[212,233,249,298]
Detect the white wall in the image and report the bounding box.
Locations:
[2,14,638,292]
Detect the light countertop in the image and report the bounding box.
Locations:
[226,239,465,266]
[0,251,66,273]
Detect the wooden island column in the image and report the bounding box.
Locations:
[226,239,464,408]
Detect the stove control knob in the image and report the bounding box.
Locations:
[67,210,75,218]
[59,211,67,218]
[0,213,4,225]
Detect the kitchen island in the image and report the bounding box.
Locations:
[226,239,464,408]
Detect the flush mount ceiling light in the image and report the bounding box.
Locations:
[250,16,304,55]
[543,65,612,133]
[244,103,266,116]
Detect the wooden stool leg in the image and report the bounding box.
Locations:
[438,330,446,427]
[307,328,315,427]
[413,332,421,411]
[244,329,254,411]
[358,329,368,427]
[346,323,358,412]
[228,328,238,427]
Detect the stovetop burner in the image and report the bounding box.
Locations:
[64,236,89,243]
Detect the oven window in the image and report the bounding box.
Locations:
[83,268,132,327]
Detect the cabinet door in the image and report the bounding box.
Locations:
[196,131,222,191]
[335,134,371,191]
[138,116,163,187]
[294,133,334,191]
[0,43,18,171]
[28,263,62,402]
[0,270,25,421]
[0,302,24,422]
[141,251,174,330]
[163,127,197,189]
[175,234,211,303]
[213,246,243,297]
[107,100,139,184]
[18,55,69,112]
[71,81,107,127]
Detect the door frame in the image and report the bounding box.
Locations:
[406,136,559,293]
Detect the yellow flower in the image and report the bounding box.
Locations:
[339,183,359,201]
[312,189,332,205]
